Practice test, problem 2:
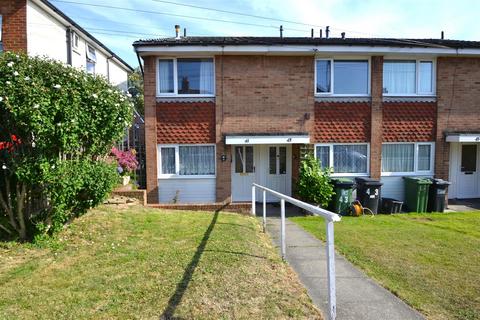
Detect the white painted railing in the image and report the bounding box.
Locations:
[252,183,341,320]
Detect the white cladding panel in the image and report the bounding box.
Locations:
[109,60,129,91]
[381,175,433,201]
[27,0,67,62]
[158,178,216,203]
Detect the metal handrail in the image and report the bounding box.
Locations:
[252,183,339,320]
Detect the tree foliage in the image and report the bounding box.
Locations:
[128,67,144,116]
[0,52,133,241]
[297,154,334,208]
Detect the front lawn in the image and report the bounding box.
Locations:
[0,206,321,319]
[291,212,480,320]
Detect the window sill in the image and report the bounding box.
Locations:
[157,94,215,98]
[158,175,216,180]
[381,172,434,177]
[315,94,371,97]
[331,173,369,177]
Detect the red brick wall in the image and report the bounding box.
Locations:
[370,56,383,179]
[436,57,480,179]
[382,102,436,142]
[215,55,315,202]
[143,56,159,203]
[313,102,371,143]
[156,102,215,144]
[0,0,27,52]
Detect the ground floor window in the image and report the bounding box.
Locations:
[314,143,369,175]
[381,142,434,175]
[158,144,215,177]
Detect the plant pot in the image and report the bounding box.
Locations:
[122,175,130,186]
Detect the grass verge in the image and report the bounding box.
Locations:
[0,205,321,319]
[291,212,480,320]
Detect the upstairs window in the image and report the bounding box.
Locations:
[86,45,96,74]
[316,59,369,95]
[158,58,214,96]
[71,31,79,51]
[383,60,434,95]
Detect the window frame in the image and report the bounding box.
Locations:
[314,143,370,176]
[156,57,216,97]
[381,142,435,176]
[71,31,80,52]
[382,58,436,96]
[314,57,371,97]
[157,144,216,179]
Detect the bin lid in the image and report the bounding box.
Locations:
[403,176,433,184]
[431,178,451,186]
[355,177,383,186]
[331,178,354,187]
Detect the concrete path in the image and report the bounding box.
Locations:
[264,212,424,320]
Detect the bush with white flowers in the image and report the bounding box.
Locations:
[0,52,133,241]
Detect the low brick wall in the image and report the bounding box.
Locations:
[147,202,251,214]
[111,190,147,206]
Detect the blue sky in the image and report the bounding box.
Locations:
[50,0,480,68]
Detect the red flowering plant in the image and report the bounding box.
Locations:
[110,147,138,176]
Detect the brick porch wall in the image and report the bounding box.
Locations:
[0,0,27,52]
[436,57,480,180]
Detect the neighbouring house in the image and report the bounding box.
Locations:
[0,0,133,89]
[133,34,480,204]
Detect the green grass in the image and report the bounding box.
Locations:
[291,212,480,320]
[0,206,321,319]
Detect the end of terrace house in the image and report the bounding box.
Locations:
[133,36,480,205]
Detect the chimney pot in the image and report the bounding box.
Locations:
[175,24,181,39]
[341,32,346,39]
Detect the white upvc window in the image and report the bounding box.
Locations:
[157,57,215,97]
[383,59,436,96]
[71,31,79,51]
[315,58,370,96]
[86,44,96,75]
[157,144,216,178]
[381,142,435,176]
[314,143,370,176]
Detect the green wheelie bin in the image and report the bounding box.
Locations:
[403,177,432,212]
[329,178,355,215]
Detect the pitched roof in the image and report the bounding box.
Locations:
[133,36,480,49]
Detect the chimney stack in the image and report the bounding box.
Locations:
[175,24,181,39]
[319,29,323,38]
[311,28,314,38]
[441,31,444,39]
[325,26,330,39]
[184,28,187,37]
[280,25,283,38]
[341,32,346,39]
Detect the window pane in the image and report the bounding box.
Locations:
[269,147,277,174]
[179,146,215,175]
[333,145,368,173]
[418,145,431,171]
[382,144,414,172]
[334,60,368,94]
[158,59,174,93]
[316,60,331,93]
[279,147,287,174]
[161,147,176,174]
[383,60,416,94]
[461,145,477,172]
[177,58,214,95]
[316,146,330,169]
[235,146,243,173]
[86,61,95,75]
[245,146,254,173]
[419,61,433,93]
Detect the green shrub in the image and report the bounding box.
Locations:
[0,52,132,241]
[297,154,334,208]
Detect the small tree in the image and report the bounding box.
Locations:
[0,52,133,241]
[297,153,334,208]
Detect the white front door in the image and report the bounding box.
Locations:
[264,145,291,201]
[457,144,479,198]
[231,145,255,202]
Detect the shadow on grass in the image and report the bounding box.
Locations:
[204,249,266,259]
[160,208,221,319]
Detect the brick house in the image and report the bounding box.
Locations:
[133,36,480,204]
[0,0,132,89]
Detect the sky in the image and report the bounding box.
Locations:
[50,0,480,68]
